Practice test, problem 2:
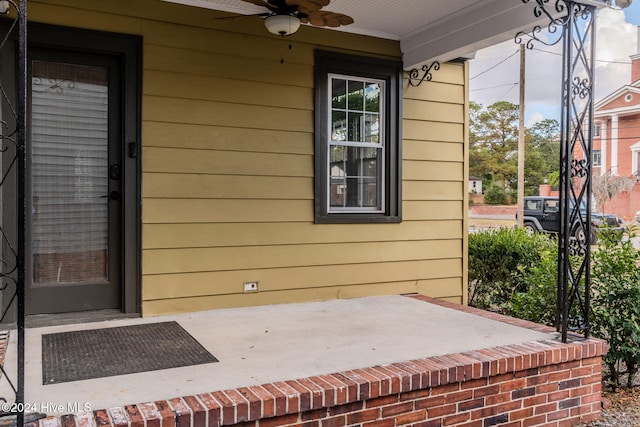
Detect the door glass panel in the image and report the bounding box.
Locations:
[31,61,109,284]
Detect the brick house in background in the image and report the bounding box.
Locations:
[592,29,640,220]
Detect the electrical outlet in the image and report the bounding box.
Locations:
[243,282,258,293]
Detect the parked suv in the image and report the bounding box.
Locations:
[521,196,624,244]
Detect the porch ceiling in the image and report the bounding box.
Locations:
[160,0,561,69]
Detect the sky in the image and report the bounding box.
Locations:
[469,2,640,127]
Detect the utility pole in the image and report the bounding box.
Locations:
[517,43,525,227]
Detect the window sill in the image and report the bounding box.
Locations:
[315,214,401,224]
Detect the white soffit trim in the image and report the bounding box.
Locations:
[159,0,587,69]
[400,0,554,68]
[595,104,640,117]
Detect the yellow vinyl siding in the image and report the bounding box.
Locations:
[404,161,464,182]
[144,174,313,200]
[145,71,313,111]
[143,259,462,300]
[404,100,464,123]
[404,141,463,162]
[144,147,313,177]
[29,0,468,315]
[143,199,313,223]
[403,181,463,201]
[404,120,464,142]
[143,240,463,275]
[143,280,433,315]
[143,122,313,154]
[143,96,313,131]
[142,220,463,249]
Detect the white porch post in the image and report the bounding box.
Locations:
[601,120,607,175]
[611,114,619,175]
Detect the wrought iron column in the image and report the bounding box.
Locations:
[0,0,26,425]
[516,0,598,343]
[16,1,27,425]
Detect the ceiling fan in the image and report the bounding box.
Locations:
[239,0,354,36]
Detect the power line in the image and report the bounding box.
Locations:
[470,82,518,92]
[597,136,640,141]
[470,49,519,80]
[495,83,518,102]
[470,44,637,104]
[470,48,633,93]
[530,47,632,65]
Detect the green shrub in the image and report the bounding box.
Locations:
[470,224,640,389]
[509,241,558,326]
[468,227,556,312]
[484,183,508,205]
[591,226,640,388]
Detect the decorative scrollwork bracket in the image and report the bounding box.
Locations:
[514,0,592,49]
[408,61,440,87]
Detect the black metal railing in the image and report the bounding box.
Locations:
[0,1,26,425]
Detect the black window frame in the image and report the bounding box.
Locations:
[314,50,402,224]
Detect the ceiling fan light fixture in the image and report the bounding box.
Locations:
[264,14,301,36]
[614,0,632,8]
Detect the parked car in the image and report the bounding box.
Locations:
[520,196,623,244]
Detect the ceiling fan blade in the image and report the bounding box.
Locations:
[303,10,354,27]
[240,0,278,12]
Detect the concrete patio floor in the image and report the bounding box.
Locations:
[0,295,561,415]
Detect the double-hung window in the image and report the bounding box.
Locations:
[314,51,402,223]
[593,149,602,167]
[329,75,384,211]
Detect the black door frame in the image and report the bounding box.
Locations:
[29,23,142,316]
[1,22,141,319]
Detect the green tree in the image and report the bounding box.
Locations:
[469,101,519,192]
[524,119,560,195]
[469,101,493,186]
[470,103,560,197]
[484,182,507,205]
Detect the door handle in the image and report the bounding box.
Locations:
[110,164,121,180]
[100,192,120,200]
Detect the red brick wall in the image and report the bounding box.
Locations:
[72,338,604,427]
[593,113,640,178]
[469,205,516,216]
[600,185,640,221]
[631,56,640,84]
[576,111,640,220]
[37,298,607,427]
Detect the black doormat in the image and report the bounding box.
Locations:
[42,321,218,384]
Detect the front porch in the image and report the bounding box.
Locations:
[1,295,605,427]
